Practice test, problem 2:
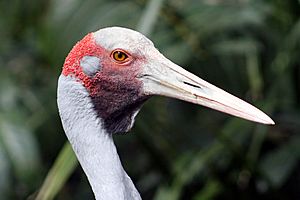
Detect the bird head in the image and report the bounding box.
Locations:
[62,27,274,134]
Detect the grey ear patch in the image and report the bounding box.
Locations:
[80,56,102,76]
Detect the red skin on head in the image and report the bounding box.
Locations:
[62,33,148,134]
[63,33,97,87]
[63,33,140,95]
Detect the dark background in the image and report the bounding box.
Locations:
[0,0,299,199]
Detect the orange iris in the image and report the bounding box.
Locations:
[112,50,128,62]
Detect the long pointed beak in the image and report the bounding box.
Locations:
[140,51,274,125]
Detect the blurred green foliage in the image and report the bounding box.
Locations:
[0,0,299,199]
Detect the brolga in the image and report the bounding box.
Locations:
[57,27,274,200]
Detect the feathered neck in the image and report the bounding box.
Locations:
[57,75,141,200]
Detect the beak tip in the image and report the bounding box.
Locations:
[267,118,275,125]
[261,115,275,125]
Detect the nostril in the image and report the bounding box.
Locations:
[137,74,151,78]
[183,81,202,89]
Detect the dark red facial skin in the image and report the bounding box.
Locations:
[63,33,149,134]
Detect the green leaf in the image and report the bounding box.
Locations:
[193,179,223,200]
[35,143,78,200]
[0,142,11,200]
[0,120,40,183]
[260,135,300,188]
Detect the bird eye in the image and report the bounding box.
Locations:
[111,50,129,63]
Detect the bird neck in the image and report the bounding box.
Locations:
[57,75,141,200]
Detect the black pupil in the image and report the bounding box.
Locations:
[117,52,124,59]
